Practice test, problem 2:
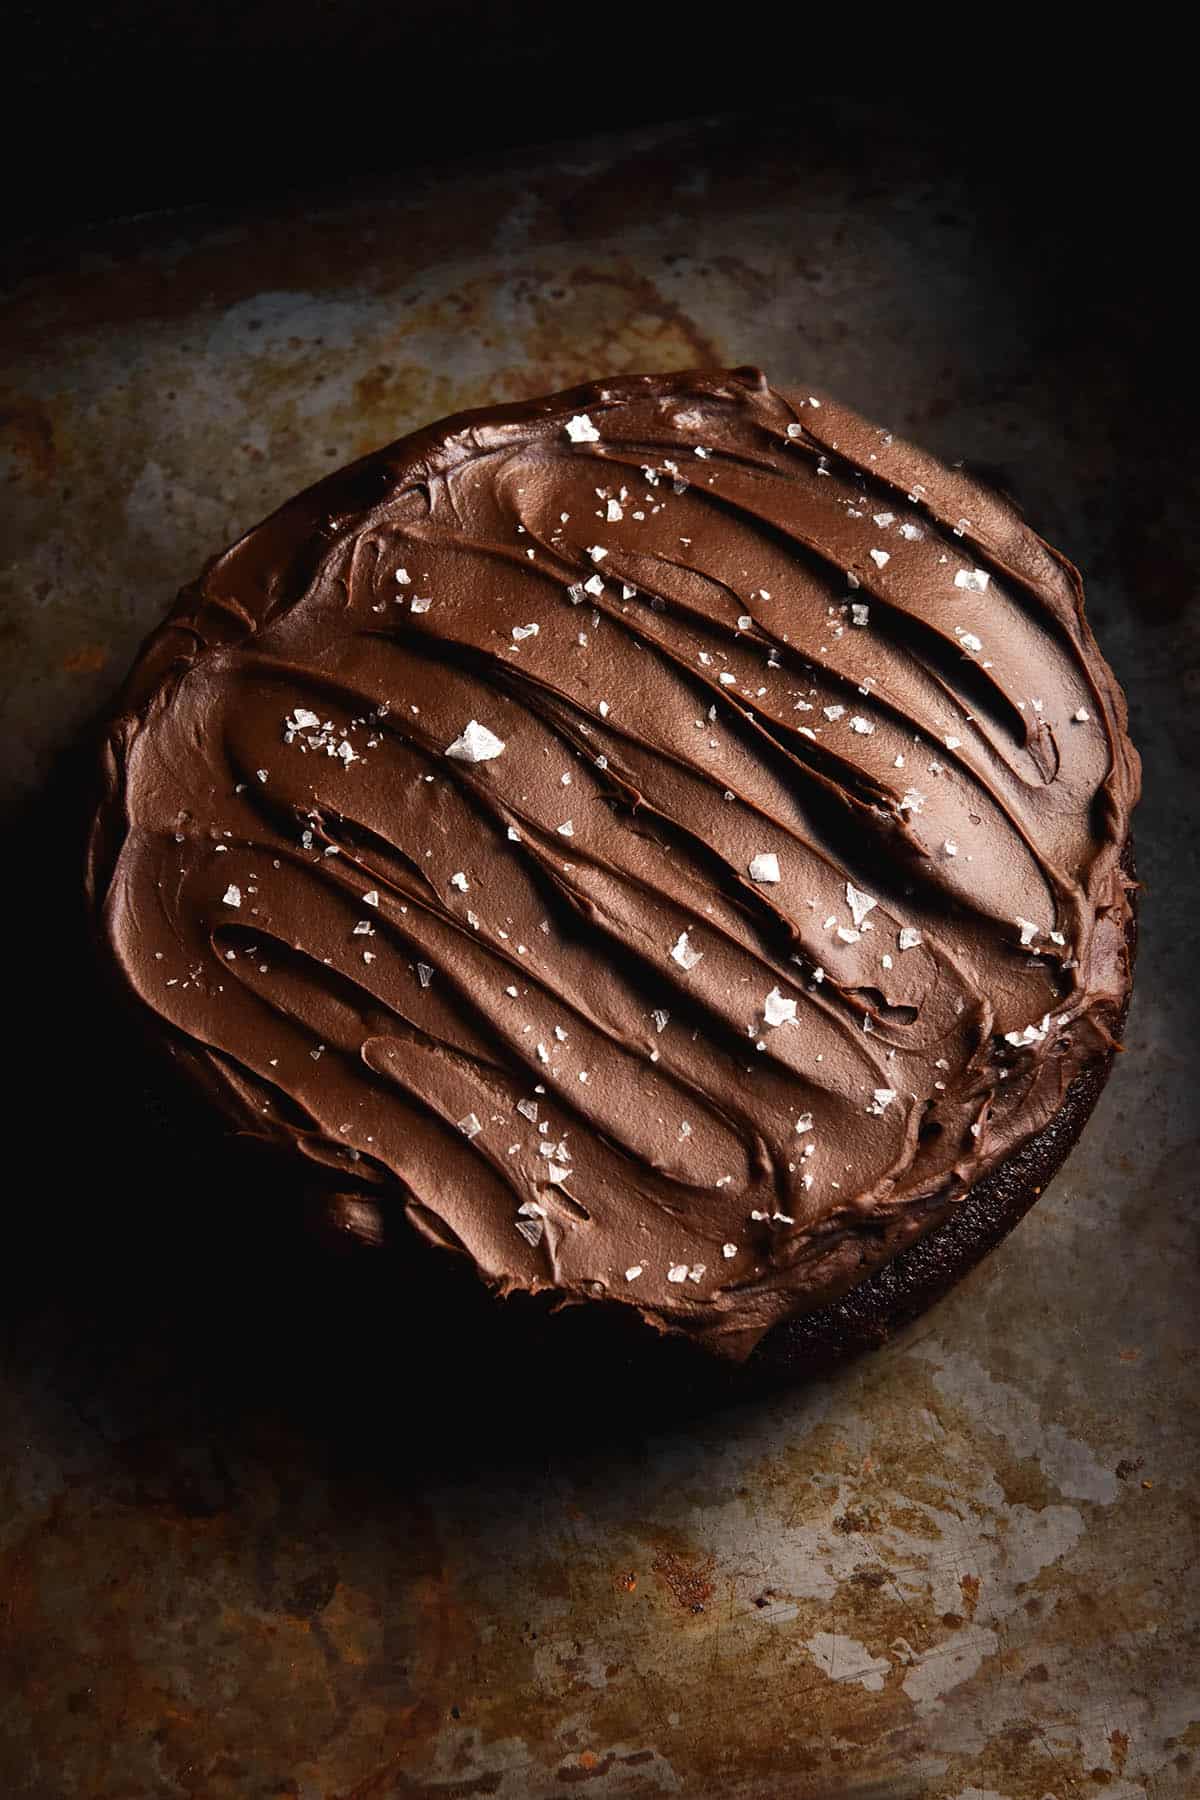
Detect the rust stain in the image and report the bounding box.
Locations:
[332,262,725,463]
[615,1570,637,1592]
[555,1749,615,1784]
[1,394,57,487]
[1109,1727,1130,1773]
[959,1572,981,1618]
[319,1580,376,1668]
[650,1549,716,1614]
[832,1508,878,1535]
[563,265,724,369]
[328,1704,445,1800]
[848,1567,889,1590]
[60,643,110,674]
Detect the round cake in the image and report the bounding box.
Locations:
[87,368,1140,1375]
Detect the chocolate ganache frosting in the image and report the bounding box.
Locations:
[89,369,1139,1359]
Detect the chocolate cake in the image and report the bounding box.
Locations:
[87,369,1139,1375]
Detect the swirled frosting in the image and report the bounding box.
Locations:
[89,369,1139,1358]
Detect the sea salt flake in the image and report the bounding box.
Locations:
[450,871,469,892]
[869,1088,897,1114]
[514,1216,544,1247]
[795,1113,814,1136]
[606,499,623,521]
[222,884,242,908]
[417,963,434,987]
[394,568,411,585]
[667,1265,689,1284]
[625,1265,643,1281]
[748,852,780,884]
[846,882,877,927]
[899,788,926,814]
[873,512,895,528]
[565,413,600,442]
[1005,1014,1051,1049]
[718,672,737,687]
[556,820,574,837]
[1073,707,1091,722]
[687,1264,706,1283]
[737,613,753,630]
[954,628,983,653]
[954,568,990,592]
[899,522,923,541]
[824,704,845,721]
[652,1009,670,1033]
[1016,917,1040,947]
[849,716,875,735]
[512,622,540,641]
[722,1243,737,1259]
[944,735,962,750]
[942,839,958,857]
[763,987,797,1027]
[457,1112,482,1138]
[588,545,608,563]
[898,927,923,951]
[446,719,505,763]
[670,932,703,971]
[583,574,605,597]
[850,603,870,627]
[869,548,890,569]
[836,926,861,943]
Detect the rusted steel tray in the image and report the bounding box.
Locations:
[1,114,1196,1799]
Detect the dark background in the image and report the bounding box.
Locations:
[5,16,1186,462]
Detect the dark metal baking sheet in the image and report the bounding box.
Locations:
[2,113,1196,1799]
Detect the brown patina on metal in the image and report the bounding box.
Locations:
[1,112,1196,1799]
